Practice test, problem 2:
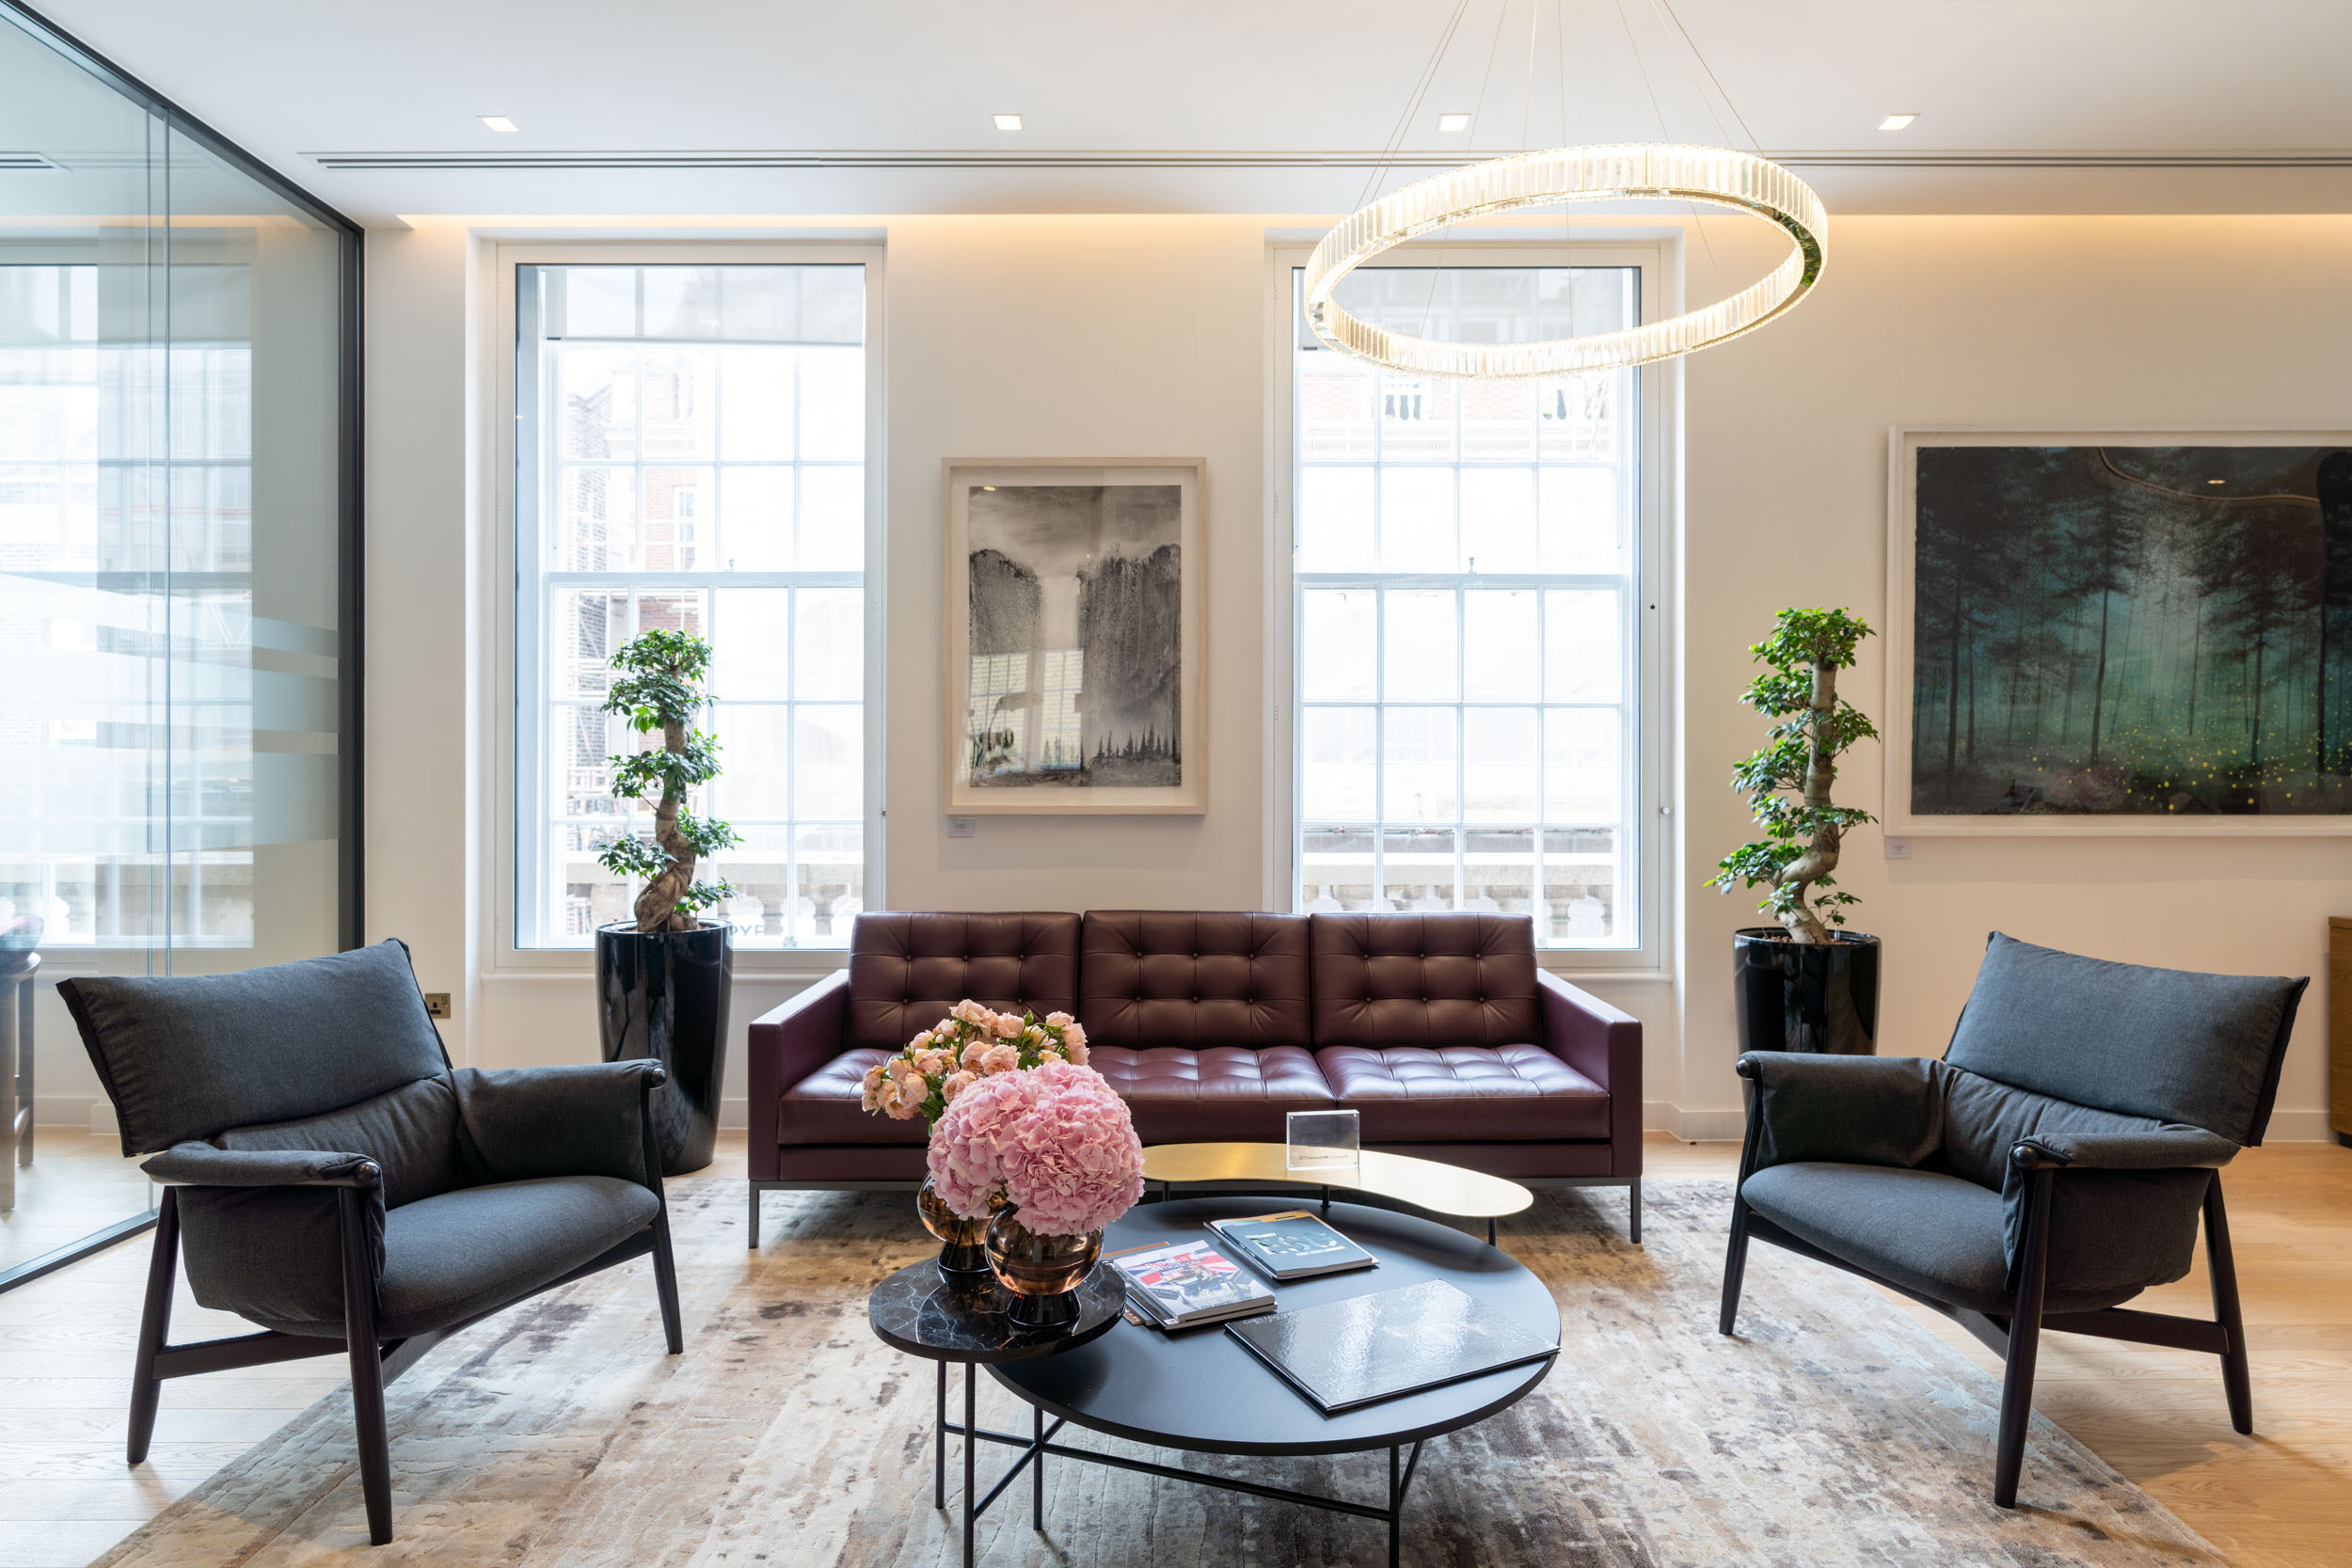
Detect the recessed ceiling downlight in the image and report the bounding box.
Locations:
[993,113,1024,132]
[1878,113,1917,131]
[480,115,520,134]
[1436,113,1471,134]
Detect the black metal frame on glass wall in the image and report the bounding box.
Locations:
[0,0,365,1293]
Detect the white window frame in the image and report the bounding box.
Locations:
[489,242,887,975]
[1265,238,1673,975]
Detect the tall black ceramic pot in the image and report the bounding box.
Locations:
[1732,928,1881,1055]
[596,923,733,1174]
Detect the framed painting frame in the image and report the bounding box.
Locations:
[1885,425,2352,836]
[941,457,1208,816]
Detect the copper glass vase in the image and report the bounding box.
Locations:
[916,1174,993,1280]
[984,1207,1103,1328]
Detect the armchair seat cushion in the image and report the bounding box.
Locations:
[1088,1045,1336,1142]
[1315,1044,1608,1142]
[777,1048,929,1146]
[1740,1162,2153,1316]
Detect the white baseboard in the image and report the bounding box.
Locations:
[2260,1108,2337,1143]
[720,1096,748,1131]
[32,1095,118,1135]
[1645,1101,1744,1142]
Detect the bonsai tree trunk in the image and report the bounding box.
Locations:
[1774,659,1842,944]
[634,717,697,933]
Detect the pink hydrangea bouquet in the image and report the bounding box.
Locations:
[858,998,1089,1125]
[928,1060,1144,1237]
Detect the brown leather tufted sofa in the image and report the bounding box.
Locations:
[746,909,1643,1242]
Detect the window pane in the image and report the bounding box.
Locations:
[550,588,628,700]
[555,465,635,571]
[1382,828,1457,910]
[793,705,862,818]
[1539,466,1620,573]
[1298,356,1375,461]
[1462,589,1538,701]
[719,466,793,570]
[1300,826,1374,912]
[799,464,864,570]
[1543,826,1619,943]
[718,346,793,460]
[1378,467,1454,572]
[1463,707,1538,821]
[794,586,862,699]
[1544,707,1620,822]
[557,347,635,462]
[1460,467,1537,575]
[793,822,863,943]
[1460,378,1534,462]
[643,267,721,339]
[1464,827,1534,916]
[1544,589,1620,703]
[711,588,788,700]
[558,267,636,338]
[642,466,708,572]
[1383,589,1455,702]
[1298,465,1375,572]
[1378,374,1454,462]
[1301,706,1375,820]
[1382,706,1457,821]
[800,346,863,460]
[1301,589,1375,700]
[638,349,715,461]
[710,705,787,820]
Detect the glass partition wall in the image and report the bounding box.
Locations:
[0,4,359,1288]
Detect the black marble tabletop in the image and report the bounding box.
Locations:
[866,1258,1126,1365]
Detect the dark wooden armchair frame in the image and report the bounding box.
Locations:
[1718,1062,2253,1510]
[127,1068,685,1545]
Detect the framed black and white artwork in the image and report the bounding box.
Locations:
[942,458,1206,815]
[1886,428,2352,834]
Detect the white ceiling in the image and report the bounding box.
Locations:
[22,0,2352,223]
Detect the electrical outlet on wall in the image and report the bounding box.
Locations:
[1883,838,1914,860]
[423,992,453,1019]
[946,816,977,839]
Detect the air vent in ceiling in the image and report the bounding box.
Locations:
[0,151,66,172]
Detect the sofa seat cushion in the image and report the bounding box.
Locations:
[1740,1162,2153,1316]
[777,1048,929,1146]
[1089,1045,1337,1142]
[1315,1044,1607,1142]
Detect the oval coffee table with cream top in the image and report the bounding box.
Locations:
[1140,1141,1534,1245]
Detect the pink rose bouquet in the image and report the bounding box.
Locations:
[926,1060,1143,1236]
[859,1000,1090,1125]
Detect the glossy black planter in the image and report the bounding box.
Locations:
[596,923,732,1174]
[1733,928,1880,1055]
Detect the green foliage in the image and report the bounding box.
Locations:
[593,628,741,931]
[1707,608,1880,938]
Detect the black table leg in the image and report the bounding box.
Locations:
[963,1366,977,1568]
[1031,1402,1044,1529]
[1388,1445,1402,1568]
[934,1359,947,1509]
[1486,1217,1496,1247]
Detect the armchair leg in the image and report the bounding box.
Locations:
[651,1206,684,1356]
[2204,1177,2254,1434]
[127,1189,180,1465]
[1994,1167,2055,1510]
[1718,1194,1751,1337]
[338,1188,393,1545]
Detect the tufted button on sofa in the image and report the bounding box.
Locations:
[747,909,1643,1243]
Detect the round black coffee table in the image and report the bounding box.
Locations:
[989,1196,1558,1567]
[866,1259,1124,1568]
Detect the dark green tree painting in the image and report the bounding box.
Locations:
[1912,444,2352,816]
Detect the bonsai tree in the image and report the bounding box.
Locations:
[596,628,739,932]
[1708,608,1878,944]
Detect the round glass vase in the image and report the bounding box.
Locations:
[984,1207,1104,1329]
[916,1174,993,1281]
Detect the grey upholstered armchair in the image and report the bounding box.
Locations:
[60,941,683,1545]
[1719,933,2306,1509]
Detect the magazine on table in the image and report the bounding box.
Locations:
[1205,1210,1378,1281]
[1106,1238,1277,1329]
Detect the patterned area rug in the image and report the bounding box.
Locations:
[90,1177,2226,1567]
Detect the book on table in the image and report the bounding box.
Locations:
[1224,1279,1558,1413]
[1205,1210,1377,1281]
[1106,1239,1276,1329]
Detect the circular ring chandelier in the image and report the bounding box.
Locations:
[1305,142,1828,379]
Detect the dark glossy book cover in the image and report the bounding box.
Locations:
[1207,1211,1377,1280]
[1224,1279,1557,1413]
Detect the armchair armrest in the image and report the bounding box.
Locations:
[1537,970,1641,1178]
[747,969,850,1181]
[453,1061,667,1187]
[142,1142,383,1189]
[1736,1052,1941,1175]
[2010,1126,2239,1172]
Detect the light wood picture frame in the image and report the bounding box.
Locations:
[942,458,1207,816]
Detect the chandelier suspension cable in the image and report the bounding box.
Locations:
[1652,0,1760,150]
[1354,0,1476,216]
[1419,0,1521,342]
[1611,0,1721,278]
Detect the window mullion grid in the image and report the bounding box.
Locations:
[1452,581,1466,912]
[1534,550,1550,943]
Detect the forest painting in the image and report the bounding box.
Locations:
[1907,441,2352,821]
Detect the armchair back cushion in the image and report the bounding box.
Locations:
[215,1076,464,1209]
[59,940,451,1154]
[846,912,1082,1051]
[1946,933,2307,1145]
[1079,911,1311,1049]
[1309,913,1540,1048]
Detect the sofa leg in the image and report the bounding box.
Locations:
[338,1189,394,1545]
[2204,1177,2253,1434]
[748,1184,761,1250]
[1718,1195,1750,1337]
[1629,1179,1642,1245]
[1994,1167,2054,1510]
[126,1188,180,1465]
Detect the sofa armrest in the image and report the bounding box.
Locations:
[1735,1052,1941,1175]
[747,968,850,1181]
[142,1142,384,1189]
[2010,1126,2239,1172]
[1537,971,1641,1178]
[453,1061,667,1187]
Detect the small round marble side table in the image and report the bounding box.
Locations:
[866,1259,1124,1568]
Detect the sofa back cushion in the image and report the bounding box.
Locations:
[59,939,451,1154]
[215,1074,464,1209]
[1945,933,2307,1145]
[1079,911,1311,1049]
[847,911,1082,1050]
[1309,913,1541,1048]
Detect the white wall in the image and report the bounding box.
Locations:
[357,210,2347,1140]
